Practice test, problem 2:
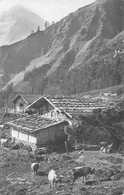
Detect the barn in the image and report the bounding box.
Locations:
[8,114,68,149]
[25,96,112,120]
[9,94,114,119]
[25,96,72,120]
[9,93,42,114]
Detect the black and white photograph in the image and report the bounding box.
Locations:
[0,0,124,194]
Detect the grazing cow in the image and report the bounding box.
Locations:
[0,138,8,152]
[72,166,95,183]
[48,169,62,188]
[0,138,8,147]
[31,162,39,176]
[100,143,113,153]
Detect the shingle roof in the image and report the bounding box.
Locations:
[8,115,68,133]
[26,95,118,117]
[115,100,124,111]
[47,96,117,116]
[11,94,42,104]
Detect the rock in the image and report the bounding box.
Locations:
[76,155,84,163]
[62,155,72,160]
[15,187,27,195]
[80,187,89,195]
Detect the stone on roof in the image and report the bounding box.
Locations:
[25,95,119,117]
[8,114,68,133]
[47,96,117,116]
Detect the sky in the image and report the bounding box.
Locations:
[0,0,96,23]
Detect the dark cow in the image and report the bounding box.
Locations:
[73,166,95,183]
[31,162,39,176]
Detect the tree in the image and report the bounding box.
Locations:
[52,21,55,25]
[71,116,85,143]
[44,20,50,29]
[64,125,73,142]
[37,26,40,32]
[64,116,85,146]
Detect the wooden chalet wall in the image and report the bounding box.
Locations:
[10,126,36,145]
[30,100,69,121]
[36,123,66,147]
[10,122,67,148]
[11,97,28,113]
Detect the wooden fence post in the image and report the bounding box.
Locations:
[65,141,69,154]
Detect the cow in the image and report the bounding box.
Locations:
[72,166,95,183]
[31,162,39,176]
[48,169,62,188]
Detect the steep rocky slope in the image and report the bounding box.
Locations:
[0,0,124,95]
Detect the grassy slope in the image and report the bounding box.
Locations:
[0,148,124,195]
[0,0,124,96]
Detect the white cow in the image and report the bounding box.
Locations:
[48,169,62,188]
[0,138,8,152]
[48,169,57,188]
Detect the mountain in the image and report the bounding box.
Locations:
[0,0,124,96]
[0,5,45,46]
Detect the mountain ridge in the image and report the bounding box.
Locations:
[0,0,124,96]
[0,5,45,46]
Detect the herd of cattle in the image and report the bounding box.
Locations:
[31,163,96,188]
[30,142,113,189]
[0,132,114,189]
[0,136,98,189]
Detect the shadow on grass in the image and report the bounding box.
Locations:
[37,171,47,176]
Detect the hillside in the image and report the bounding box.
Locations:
[0,0,124,95]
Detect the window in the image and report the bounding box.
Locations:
[40,109,43,115]
[20,103,23,107]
